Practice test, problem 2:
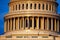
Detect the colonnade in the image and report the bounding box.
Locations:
[4,17,60,32]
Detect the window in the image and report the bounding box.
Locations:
[42,36,48,38]
[22,4,24,9]
[21,19,23,28]
[29,19,32,28]
[16,5,17,10]
[26,19,28,27]
[6,35,12,38]
[16,36,23,38]
[34,4,36,9]
[46,4,48,10]
[12,18,13,30]
[49,4,51,10]
[26,4,28,9]
[44,18,47,30]
[34,18,36,29]
[32,36,38,38]
[30,4,32,9]
[42,4,44,10]
[38,4,40,9]
[19,4,20,10]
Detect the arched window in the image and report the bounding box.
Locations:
[16,5,17,10]
[34,4,36,9]
[42,4,44,10]
[22,4,24,9]
[38,4,40,9]
[46,4,48,10]
[19,4,20,10]
[26,4,28,9]
[30,4,32,9]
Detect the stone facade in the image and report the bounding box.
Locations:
[0,0,60,40]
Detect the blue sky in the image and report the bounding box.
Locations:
[0,0,60,35]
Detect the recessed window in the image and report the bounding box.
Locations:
[26,4,28,9]
[34,18,36,29]
[30,4,32,9]
[38,4,40,9]
[19,4,20,10]
[34,4,36,9]
[49,4,51,10]
[22,4,24,9]
[26,19,28,27]
[12,18,13,30]
[42,4,44,10]
[16,36,23,38]
[6,36,12,38]
[32,36,38,38]
[16,5,17,10]
[46,4,48,10]
[42,36,48,38]
[29,19,32,28]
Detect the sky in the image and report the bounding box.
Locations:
[0,0,60,35]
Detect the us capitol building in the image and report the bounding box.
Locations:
[0,0,60,40]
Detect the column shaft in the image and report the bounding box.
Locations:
[28,17,29,29]
[13,18,15,30]
[51,18,53,31]
[47,18,49,30]
[41,17,44,30]
[57,20,59,32]
[36,17,39,29]
[10,19,12,31]
[8,19,9,31]
[48,4,49,11]
[18,17,19,30]
[23,17,24,29]
[32,17,34,29]
[55,19,57,31]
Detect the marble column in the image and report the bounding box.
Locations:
[18,17,19,30]
[47,18,49,30]
[51,5,53,11]
[31,17,34,29]
[54,19,57,31]
[41,17,44,30]
[48,4,49,11]
[13,18,15,31]
[57,20,59,32]
[44,3,46,11]
[23,17,24,29]
[36,17,39,29]
[28,17,29,29]
[51,18,53,31]
[8,19,9,31]
[10,19,12,31]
